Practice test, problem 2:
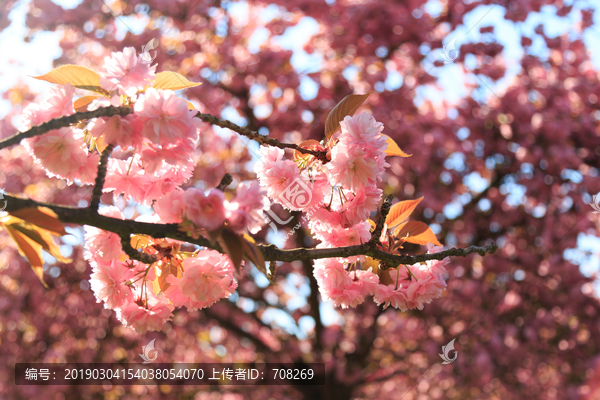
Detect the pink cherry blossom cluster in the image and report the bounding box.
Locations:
[255,112,449,309]
[84,208,238,334]
[18,47,275,333]
[22,84,100,184]
[154,180,268,235]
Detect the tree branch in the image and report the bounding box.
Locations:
[3,194,498,267]
[1,106,330,164]
[89,144,114,212]
[0,106,133,150]
[368,194,394,247]
[216,173,233,191]
[195,112,329,163]
[119,234,158,264]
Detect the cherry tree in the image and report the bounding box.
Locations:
[1,0,599,399]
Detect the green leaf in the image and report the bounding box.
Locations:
[324,92,372,139]
[153,71,202,91]
[33,65,110,97]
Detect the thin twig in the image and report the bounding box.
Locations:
[3,193,497,267]
[0,106,133,150]
[369,194,394,247]
[195,112,329,163]
[89,144,114,212]
[120,234,158,264]
[216,173,233,191]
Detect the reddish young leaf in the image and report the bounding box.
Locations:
[293,139,323,161]
[33,65,109,97]
[394,221,442,246]
[73,95,100,112]
[386,197,424,229]
[324,92,373,139]
[241,235,267,277]
[157,261,180,292]
[5,225,48,288]
[217,227,244,270]
[382,135,412,157]
[378,268,395,286]
[8,207,67,235]
[9,224,70,263]
[152,71,202,91]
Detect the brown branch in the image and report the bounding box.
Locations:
[368,194,394,247]
[89,144,114,212]
[2,106,330,165]
[216,173,233,191]
[119,234,158,264]
[3,194,498,267]
[195,112,329,163]
[0,106,133,150]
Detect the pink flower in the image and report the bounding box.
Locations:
[134,88,198,146]
[256,158,302,206]
[45,83,75,120]
[88,114,142,149]
[398,264,448,310]
[225,181,269,234]
[340,185,382,227]
[25,127,90,182]
[76,153,100,184]
[315,221,371,247]
[184,189,226,231]
[313,258,352,296]
[314,221,371,263]
[84,207,125,263]
[154,190,186,223]
[89,260,133,309]
[20,83,73,129]
[164,250,237,310]
[373,284,409,311]
[255,146,284,176]
[328,143,382,190]
[104,157,151,203]
[100,47,157,96]
[329,269,379,309]
[338,112,387,155]
[117,296,174,334]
